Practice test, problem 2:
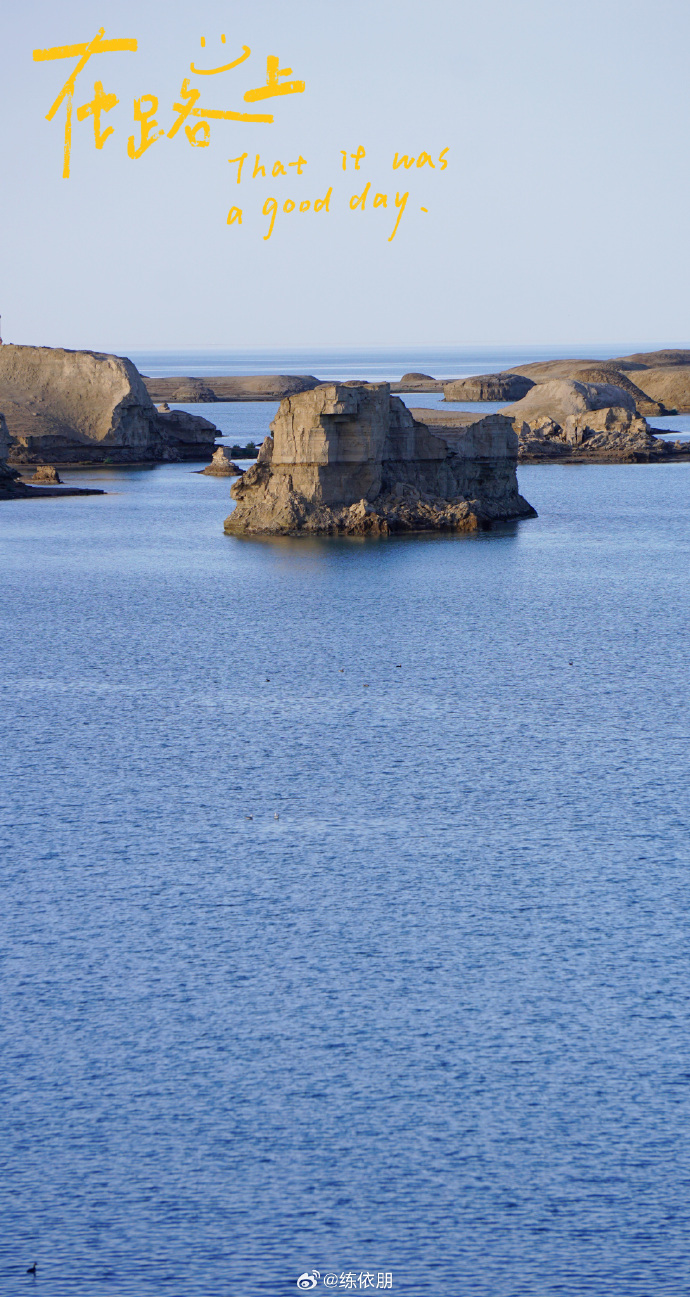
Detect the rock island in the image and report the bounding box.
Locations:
[0,345,217,466]
[225,382,535,536]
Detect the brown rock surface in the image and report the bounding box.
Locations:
[501,379,637,426]
[506,358,605,381]
[612,349,690,369]
[30,464,62,484]
[621,366,690,413]
[201,447,244,476]
[144,374,321,403]
[225,383,535,536]
[153,408,218,460]
[443,373,535,402]
[421,397,688,464]
[0,411,105,498]
[515,418,573,460]
[1,345,218,464]
[0,411,31,497]
[568,367,667,417]
[390,373,444,392]
[508,407,686,463]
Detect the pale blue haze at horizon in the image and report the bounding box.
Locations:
[1,0,689,349]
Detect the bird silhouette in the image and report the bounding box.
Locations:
[27,1263,37,1275]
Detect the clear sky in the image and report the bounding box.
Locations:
[1,0,689,352]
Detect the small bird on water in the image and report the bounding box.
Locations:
[27,1263,37,1275]
[274,812,279,819]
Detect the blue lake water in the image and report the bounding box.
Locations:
[2,350,690,1296]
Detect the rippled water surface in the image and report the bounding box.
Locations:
[2,447,690,1296]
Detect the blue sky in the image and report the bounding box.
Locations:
[1,0,689,350]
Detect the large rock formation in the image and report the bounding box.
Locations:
[416,403,689,463]
[153,407,218,460]
[612,349,690,369]
[0,411,30,497]
[566,367,666,417]
[622,366,690,413]
[144,374,321,403]
[503,352,685,412]
[505,357,616,381]
[443,373,534,402]
[390,373,444,392]
[225,383,535,536]
[0,411,106,498]
[436,352,678,414]
[500,378,638,426]
[1,345,218,465]
[514,409,686,462]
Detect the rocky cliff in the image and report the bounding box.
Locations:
[0,410,31,497]
[624,366,690,412]
[225,383,535,536]
[412,405,689,463]
[500,378,638,425]
[1,346,217,465]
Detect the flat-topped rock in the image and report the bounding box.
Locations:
[390,373,444,392]
[443,373,534,402]
[2,345,217,465]
[505,358,607,381]
[144,374,321,403]
[225,383,535,536]
[612,349,690,369]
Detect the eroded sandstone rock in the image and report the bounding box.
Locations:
[201,447,244,476]
[569,367,667,417]
[612,349,690,369]
[501,378,637,426]
[515,418,572,459]
[510,405,682,462]
[153,408,218,460]
[225,383,535,536]
[623,366,690,413]
[0,411,30,497]
[144,374,321,403]
[390,373,444,392]
[30,464,62,484]
[443,373,535,402]
[1,345,218,464]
